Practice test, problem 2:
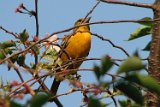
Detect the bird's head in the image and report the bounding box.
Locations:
[74,17,91,32]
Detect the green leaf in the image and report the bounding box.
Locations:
[133,50,139,57]
[41,49,62,66]
[4,48,12,54]
[100,56,114,74]
[118,100,129,107]
[117,56,145,74]
[0,50,5,60]
[118,100,142,107]
[0,48,14,60]
[128,25,152,41]
[10,54,18,63]
[42,49,58,61]
[115,81,144,105]
[126,74,160,95]
[88,97,107,107]
[94,56,113,80]
[31,44,39,55]
[17,55,25,66]
[143,41,151,51]
[8,54,19,70]
[38,62,55,71]
[137,17,153,26]
[0,40,16,49]
[19,29,29,43]
[93,64,101,80]
[30,93,50,107]
[10,101,23,107]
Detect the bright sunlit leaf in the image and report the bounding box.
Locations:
[137,17,153,26]
[117,56,145,74]
[128,25,152,41]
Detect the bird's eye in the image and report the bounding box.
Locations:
[78,19,82,22]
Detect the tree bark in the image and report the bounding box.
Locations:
[148,0,160,107]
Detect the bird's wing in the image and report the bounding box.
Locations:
[61,34,73,48]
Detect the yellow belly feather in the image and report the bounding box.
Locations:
[60,32,91,68]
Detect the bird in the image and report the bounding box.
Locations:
[50,17,91,105]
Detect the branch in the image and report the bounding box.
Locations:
[51,84,119,107]
[84,0,100,20]
[100,0,153,9]
[1,18,159,64]
[1,50,24,82]
[7,73,49,96]
[22,64,50,93]
[53,88,79,98]
[7,61,24,83]
[35,0,39,37]
[91,33,130,56]
[105,90,117,107]
[89,18,160,25]
[33,0,39,68]
[74,68,125,79]
[0,26,18,38]
[7,77,35,96]
[147,1,160,106]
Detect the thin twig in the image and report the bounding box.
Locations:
[89,19,160,25]
[106,90,118,107]
[37,76,47,91]
[47,56,146,78]
[0,26,18,38]
[7,77,35,96]
[84,0,101,20]
[100,0,153,9]
[1,50,24,82]
[52,86,96,99]
[7,72,50,96]
[35,0,39,37]
[22,64,50,93]
[71,68,125,79]
[33,0,39,68]
[9,63,24,83]
[53,88,79,98]
[91,33,130,56]
[32,49,38,68]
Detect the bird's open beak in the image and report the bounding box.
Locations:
[84,17,91,23]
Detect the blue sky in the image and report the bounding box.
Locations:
[0,0,155,107]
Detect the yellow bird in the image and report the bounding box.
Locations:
[51,17,91,97]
